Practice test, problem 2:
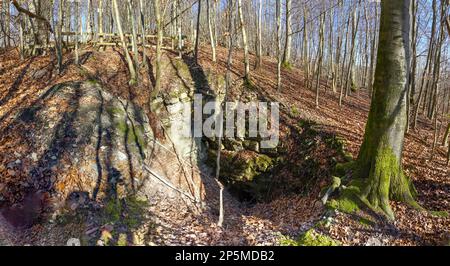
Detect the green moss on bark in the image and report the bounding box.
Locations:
[333,161,356,177]
[327,179,364,214]
[356,144,421,220]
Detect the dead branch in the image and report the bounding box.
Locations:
[10,0,53,33]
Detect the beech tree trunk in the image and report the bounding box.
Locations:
[406,0,418,133]
[443,123,450,147]
[176,0,182,58]
[127,0,140,76]
[86,0,91,42]
[282,0,291,67]
[57,0,63,73]
[339,15,351,106]
[138,0,148,69]
[112,0,137,84]
[74,0,79,65]
[217,0,235,227]
[276,0,281,91]
[5,0,10,47]
[303,6,310,89]
[344,6,359,98]
[127,0,138,56]
[194,0,201,64]
[368,4,379,97]
[315,13,325,108]
[19,15,24,59]
[355,0,419,220]
[255,0,262,69]
[413,0,437,129]
[206,0,216,62]
[98,0,104,44]
[362,3,369,88]
[237,0,250,80]
[328,6,336,93]
[151,0,163,101]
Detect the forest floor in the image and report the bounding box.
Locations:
[0,45,448,246]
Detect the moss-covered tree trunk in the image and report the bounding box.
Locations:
[355,0,418,220]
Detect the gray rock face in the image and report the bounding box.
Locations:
[365,237,383,246]
[7,81,153,203]
[1,64,228,231]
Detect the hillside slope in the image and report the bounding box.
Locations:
[0,46,448,246]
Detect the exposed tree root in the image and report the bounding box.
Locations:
[354,146,423,220]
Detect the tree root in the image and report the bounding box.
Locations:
[321,176,341,205]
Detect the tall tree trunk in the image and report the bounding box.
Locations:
[422,4,438,118]
[427,0,446,121]
[368,4,379,97]
[19,14,24,59]
[355,0,418,220]
[138,0,148,69]
[406,0,418,133]
[217,0,235,227]
[194,0,201,64]
[443,122,450,147]
[170,1,175,49]
[328,6,336,93]
[339,15,351,106]
[413,0,437,129]
[344,6,359,98]
[303,6,309,88]
[447,140,450,165]
[64,1,70,45]
[282,0,291,67]
[335,2,343,92]
[446,16,450,37]
[362,3,369,88]
[176,0,182,58]
[206,0,216,62]
[109,1,113,34]
[430,14,445,159]
[428,43,443,122]
[74,0,79,65]
[5,0,10,47]
[1,1,5,48]
[86,0,91,42]
[276,0,281,91]
[237,0,250,80]
[255,0,262,69]
[112,0,137,84]
[88,0,95,41]
[98,0,104,44]
[127,0,140,75]
[151,0,163,101]
[315,13,325,108]
[57,0,63,73]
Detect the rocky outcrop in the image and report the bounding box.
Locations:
[206,149,279,201]
[0,80,150,203]
[0,79,208,229]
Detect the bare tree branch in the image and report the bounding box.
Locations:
[10,0,53,33]
[445,16,450,37]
